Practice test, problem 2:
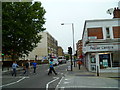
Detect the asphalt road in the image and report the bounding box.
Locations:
[1,63,68,90]
[1,62,119,90]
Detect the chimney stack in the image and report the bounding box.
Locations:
[113,7,120,18]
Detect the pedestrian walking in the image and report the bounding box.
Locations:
[23,60,30,75]
[12,61,19,77]
[48,59,57,75]
[32,60,37,73]
[77,60,82,70]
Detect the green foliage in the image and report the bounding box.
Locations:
[2,2,46,60]
[65,55,69,60]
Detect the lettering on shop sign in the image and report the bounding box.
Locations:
[90,46,114,50]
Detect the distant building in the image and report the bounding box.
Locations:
[58,46,64,56]
[82,7,120,72]
[76,40,82,58]
[26,32,58,60]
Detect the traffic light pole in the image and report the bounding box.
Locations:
[68,47,73,71]
[70,53,73,71]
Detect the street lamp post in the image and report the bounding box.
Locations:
[61,23,76,67]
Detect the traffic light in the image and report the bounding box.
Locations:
[68,47,72,54]
[74,51,77,56]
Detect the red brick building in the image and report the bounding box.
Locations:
[76,40,82,58]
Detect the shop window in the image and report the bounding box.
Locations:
[90,55,96,63]
[99,54,110,69]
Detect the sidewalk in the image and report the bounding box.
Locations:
[56,65,119,89]
[66,64,119,78]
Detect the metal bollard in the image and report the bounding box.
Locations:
[97,66,99,76]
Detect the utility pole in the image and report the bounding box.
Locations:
[68,47,73,71]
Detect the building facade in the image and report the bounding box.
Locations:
[76,40,82,58]
[58,46,64,56]
[82,9,120,72]
[26,32,58,60]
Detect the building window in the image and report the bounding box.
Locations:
[91,65,96,71]
[106,27,110,39]
[90,55,96,63]
[113,26,120,38]
[87,27,103,39]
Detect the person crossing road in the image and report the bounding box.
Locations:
[12,61,19,77]
[48,59,57,75]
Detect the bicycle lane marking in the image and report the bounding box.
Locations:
[46,77,59,90]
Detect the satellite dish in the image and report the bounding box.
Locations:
[107,8,114,15]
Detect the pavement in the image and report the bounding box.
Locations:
[66,64,119,78]
[55,64,120,90]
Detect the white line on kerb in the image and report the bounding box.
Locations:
[0,77,28,87]
[46,77,59,90]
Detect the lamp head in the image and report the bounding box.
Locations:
[61,23,64,25]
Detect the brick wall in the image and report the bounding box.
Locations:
[87,27,103,39]
[113,26,120,38]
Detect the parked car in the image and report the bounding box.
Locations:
[49,58,59,66]
[58,56,67,64]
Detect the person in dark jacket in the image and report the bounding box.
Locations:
[23,60,30,75]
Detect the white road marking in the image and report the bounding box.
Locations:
[62,86,119,88]
[64,78,71,81]
[46,77,59,90]
[1,76,29,79]
[55,76,64,90]
[0,77,29,87]
[63,82,70,84]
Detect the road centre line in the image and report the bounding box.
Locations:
[0,77,28,87]
[46,77,59,90]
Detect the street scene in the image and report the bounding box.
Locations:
[1,0,120,90]
[1,61,120,90]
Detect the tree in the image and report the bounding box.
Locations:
[2,2,46,61]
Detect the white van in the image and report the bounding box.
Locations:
[49,58,59,66]
[58,56,66,64]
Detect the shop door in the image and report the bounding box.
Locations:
[99,54,110,69]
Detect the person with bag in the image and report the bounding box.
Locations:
[77,60,82,70]
[48,59,57,75]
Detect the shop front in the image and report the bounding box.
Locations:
[84,44,119,72]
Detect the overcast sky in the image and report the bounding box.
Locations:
[33,0,119,52]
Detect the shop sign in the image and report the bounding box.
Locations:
[85,45,119,52]
[90,46,114,50]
